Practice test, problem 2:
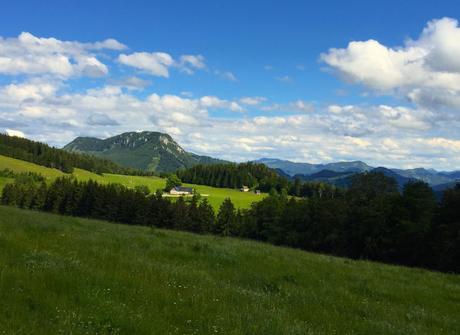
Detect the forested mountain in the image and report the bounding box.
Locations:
[64,131,225,173]
[0,133,136,175]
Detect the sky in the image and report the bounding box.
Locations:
[1,0,460,170]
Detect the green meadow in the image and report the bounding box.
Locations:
[0,205,459,334]
[0,155,266,210]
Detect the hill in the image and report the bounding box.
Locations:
[64,131,225,173]
[0,133,134,175]
[0,155,265,210]
[0,205,458,334]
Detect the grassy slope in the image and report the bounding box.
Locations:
[0,155,265,210]
[0,206,459,334]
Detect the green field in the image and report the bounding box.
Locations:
[0,206,459,334]
[0,155,266,210]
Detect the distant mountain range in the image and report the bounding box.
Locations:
[64,131,225,173]
[255,158,373,176]
[63,132,460,190]
[254,158,460,190]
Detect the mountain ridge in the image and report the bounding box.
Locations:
[255,157,460,189]
[64,131,225,173]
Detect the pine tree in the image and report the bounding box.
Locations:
[216,198,236,236]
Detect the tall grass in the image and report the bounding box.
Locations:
[0,206,459,334]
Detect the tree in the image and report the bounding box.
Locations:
[431,184,460,272]
[135,185,150,196]
[215,198,237,236]
[197,198,215,233]
[165,174,182,191]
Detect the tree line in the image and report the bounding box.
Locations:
[176,162,341,198]
[0,133,147,175]
[2,172,459,273]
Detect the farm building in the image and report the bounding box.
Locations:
[170,186,193,195]
[240,185,250,192]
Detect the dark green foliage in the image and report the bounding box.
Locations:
[430,184,460,272]
[2,171,459,273]
[0,133,143,175]
[177,162,341,198]
[164,173,182,191]
[177,162,278,190]
[1,176,215,235]
[0,168,45,182]
[215,198,237,236]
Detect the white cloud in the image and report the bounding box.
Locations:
[5,128,25,137]
[327,105,343,113]
[110,76,151,90]
[261,100,314,113]
[178,55,206,74]
[0,32,123,77]
[378,105,431,130]
[200,96,243,112]
[2,81,460,169]
[118,52,174,77]
[91,38,126,51]
[291,100,314,113]
[321,17,460,110]
[239,96,267,106]
[118,52,207,77]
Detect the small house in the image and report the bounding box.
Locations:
[240,185,250,192]
[255,190,261,195]
[170,186,193,195]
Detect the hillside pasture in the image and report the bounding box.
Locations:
[0,155,265,210]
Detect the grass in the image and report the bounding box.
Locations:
[0,155,266,210]
[0,206,459,334]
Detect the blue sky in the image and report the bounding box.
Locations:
[1,1,460,169]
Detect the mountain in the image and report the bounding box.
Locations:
[307,169,355,179]
[254,158,372,176]
[391,168,454,186]
[371,167,414,189]
[257,157,460,189]
[293,169,356,188]
[64,131,225,173]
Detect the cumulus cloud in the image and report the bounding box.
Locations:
[200,96,244,112]
[178,55,206,74]
[2,23,460,170]
[109,76,152,90]
[118,52,207,77]
[321,17,460,110]
[118,52,174,77]
[1,80,459,169]
[0,32,124,78]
